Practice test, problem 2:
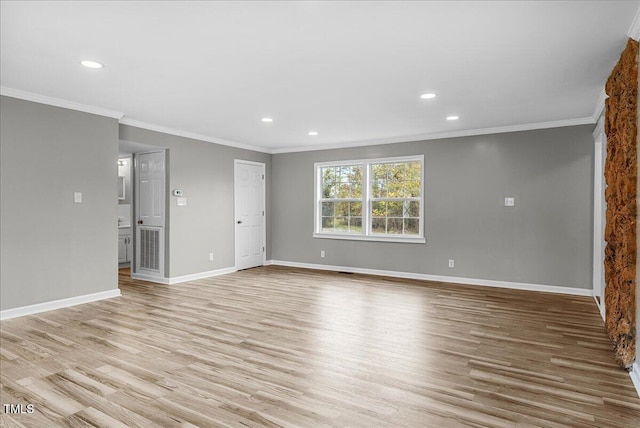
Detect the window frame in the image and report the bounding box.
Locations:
[313,155,425,243]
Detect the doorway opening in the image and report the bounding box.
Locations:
[118,140,168,283]
[118,155,133,268]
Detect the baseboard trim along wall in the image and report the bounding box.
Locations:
[1,267,238,320]
[5,261,591,320]
[0,289,121,321]
[131,266,238,285]
[131,273,170,284]
[266,260,594,297]
[630,362,640,398]
[167,267,237,284]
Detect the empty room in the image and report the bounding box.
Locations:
[2,1,640,426]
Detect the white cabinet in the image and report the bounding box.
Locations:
[118,229,132,264]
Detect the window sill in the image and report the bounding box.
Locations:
[313,233,426,244]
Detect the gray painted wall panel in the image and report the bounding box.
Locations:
[119,125,271,278]
[0,94,594,315]
[271,125,594,289]
[0,96,119,310]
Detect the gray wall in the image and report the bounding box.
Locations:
[119,125,271,278]
[271,125,594,289]
[0,95,594,315]
[0,96,119,310]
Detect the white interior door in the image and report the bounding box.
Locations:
[235,160,265,270]
[136,151,165,276]
[137,152,165,227]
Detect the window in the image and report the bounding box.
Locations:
[314,155,424,243]
[319,164,363,234]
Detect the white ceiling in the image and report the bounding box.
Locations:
[1,1,638,153]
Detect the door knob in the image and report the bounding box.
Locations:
[138,220,143,225]
[237,220,243,224]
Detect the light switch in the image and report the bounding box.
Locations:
[177,197,187,206]
[504,197,515,207]
[74,192,82,203]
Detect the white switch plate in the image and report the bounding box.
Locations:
[74,192,82,203]
[177,197,187,206]
[504,197,515,207]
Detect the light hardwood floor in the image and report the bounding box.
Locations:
[1,266,639,427]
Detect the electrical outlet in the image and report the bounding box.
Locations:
[320,250,325,258]
[504,197,515,207]
[448,259,455,268]
[209,253,214,261]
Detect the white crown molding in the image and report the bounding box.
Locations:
[271,117,595,154]
[592,87,608,122]
[0,289,121,321]
[2,86,596,155]
[628,3,640,41]
[1,86,269,154]
[630,362,640,398]
[0,86,124,119]
[267,260,594,297]
[119,118,272,154]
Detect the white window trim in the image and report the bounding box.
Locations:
[314,154,425,244]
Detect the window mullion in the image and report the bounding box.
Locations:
[315,165,320,233]
[364,161,371,236]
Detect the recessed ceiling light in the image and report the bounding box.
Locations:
[80,60,104,69]
[420,93,436,99]
[308,131,318,136]
[261,117,273,123]
[446,115,459,121]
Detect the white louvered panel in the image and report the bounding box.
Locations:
[139,227,161,272]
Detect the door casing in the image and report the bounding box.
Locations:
[234,159,266,270]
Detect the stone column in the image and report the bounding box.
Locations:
[604,38,638,369]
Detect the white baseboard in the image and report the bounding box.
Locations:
[593,296,606,321]
[131,266,238,285]
[630,362,640,398]
[167,267,237,284]
[131,272,170,284]
[267,260,593,297]
[0,289,121,321]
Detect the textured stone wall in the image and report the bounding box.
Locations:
[604,38,638,369]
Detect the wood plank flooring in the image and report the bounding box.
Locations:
[1,266,639,427]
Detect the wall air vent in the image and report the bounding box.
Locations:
[139,227,160,271]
